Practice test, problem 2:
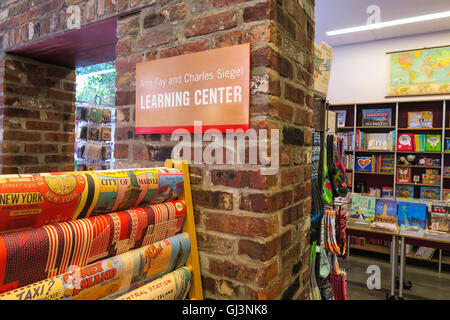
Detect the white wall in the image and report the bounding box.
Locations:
[327,30,450,104]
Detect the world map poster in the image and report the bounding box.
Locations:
[387,46,450,97]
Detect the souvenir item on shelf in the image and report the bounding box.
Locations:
[445,137,450,152]
[368,187,381,197]
[380,155,394,173]
[397,133,415,151]
[76,107,89,121]
[102,145,112,160]
[100,126,112,141]
[396,167,411,183]
[322,138,333,205]
[422,173,440,185]
[114,267,192,300]
[444,167,450,177]
[355,156,372,172]
[89,107,102,122]
[419,186,440,200]
[397,201,427,229]
[375,199,397,224]
[407,111,433,128]
[443,189,450,201]
[87,125,100,141]
[362,108,392,126]
[395,185,414,198]
[413,175,421,183]
[0,233,191,300]
[102,109,112,123]
[79,126,88,140]
[0,168,184,233]
[425,134,441,152]
[381,187,394,197]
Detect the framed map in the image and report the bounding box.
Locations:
[387,45,450,97]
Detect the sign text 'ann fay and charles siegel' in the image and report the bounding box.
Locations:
[135,43,250,133]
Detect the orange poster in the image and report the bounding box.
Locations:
[135,44,250,133]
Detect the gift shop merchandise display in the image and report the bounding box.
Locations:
[0,162,203,300]
[75,103,115,171]
[330,100,450,281]
[310,127,349,300]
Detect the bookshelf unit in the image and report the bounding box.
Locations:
[330,99,450,201]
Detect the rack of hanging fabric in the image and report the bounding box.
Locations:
[309,98,350,300]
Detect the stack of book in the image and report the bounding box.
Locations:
[356,130,395,151]
[397,133,441,152]
[355,154,394,173]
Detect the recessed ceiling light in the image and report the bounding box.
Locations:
[327,10,450,36]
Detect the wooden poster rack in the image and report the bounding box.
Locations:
[165,159,203,300]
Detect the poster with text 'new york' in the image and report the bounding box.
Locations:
[387,46,450,97]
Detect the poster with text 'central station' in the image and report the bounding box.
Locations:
[135,43,250,133]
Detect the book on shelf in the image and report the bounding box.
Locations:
[356,130,395,151]
[445,138,450,152]
[397,133,415,151]
[414,246,436,260]
[367,133,388,150]
[336,110,347,128]
[355,154,394,173]
[338,131,355,150]
[408,111,433,128]
[346,172,352,187]
[425,134,441,152]
[362,108,392,126]
[355,156,373,172]
[419,186,440,200]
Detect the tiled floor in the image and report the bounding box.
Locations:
[339,250,450,300]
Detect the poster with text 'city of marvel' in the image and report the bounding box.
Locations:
[387,46,450,97]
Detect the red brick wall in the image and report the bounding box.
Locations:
[0,0,190,51]
[114,0,315,300]
[0,54,76,174]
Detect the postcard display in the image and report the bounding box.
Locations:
[0,162,203,300]
[75,103,115,171]
[332,100,450,262]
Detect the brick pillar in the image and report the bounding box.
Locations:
[114,0,315,300]
[0,54,76,174]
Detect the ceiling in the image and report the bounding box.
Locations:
[315,0,450,47]
[10,18,118,68]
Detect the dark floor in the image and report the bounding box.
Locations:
[339,250,450,300]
